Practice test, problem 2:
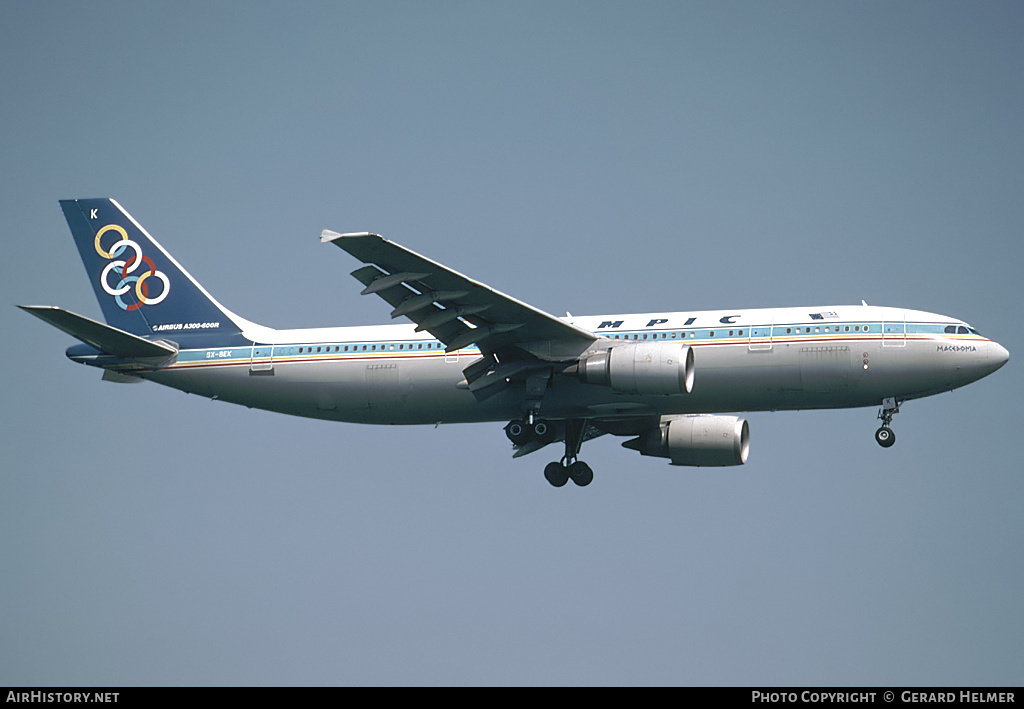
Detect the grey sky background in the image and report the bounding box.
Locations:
[2,1,1021,686]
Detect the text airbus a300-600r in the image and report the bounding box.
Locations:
[21,199,1009,487]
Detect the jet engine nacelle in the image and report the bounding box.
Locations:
[622,415,750,466]
[578,342,694,396]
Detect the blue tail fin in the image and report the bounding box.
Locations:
[60,199,243,340]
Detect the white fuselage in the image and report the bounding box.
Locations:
[140,304,1008,425]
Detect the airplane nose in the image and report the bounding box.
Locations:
[951,340,1009,387]
[991,342,1010,371]
[976,341,1010,379]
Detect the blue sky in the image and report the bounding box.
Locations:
[2,1,1022,686]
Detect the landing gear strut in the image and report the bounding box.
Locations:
[875,397,901,448]
[545,418,593,487]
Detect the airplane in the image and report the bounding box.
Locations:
[20,198,1010,487]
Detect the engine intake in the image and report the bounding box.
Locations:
[623,415,749,466]
[578,342,694,396]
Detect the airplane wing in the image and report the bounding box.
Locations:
[321,231,597,363]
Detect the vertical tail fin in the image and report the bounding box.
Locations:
[60,199,243,339]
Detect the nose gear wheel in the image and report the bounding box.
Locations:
[875,398,902,448]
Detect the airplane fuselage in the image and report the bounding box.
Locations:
[85,303,1006,426]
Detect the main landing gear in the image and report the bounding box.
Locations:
[874,397,902,448]
[544,459,593,488]
[505,417,594,487]
[504,418,554,446]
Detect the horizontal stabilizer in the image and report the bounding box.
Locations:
[18,305,178,361]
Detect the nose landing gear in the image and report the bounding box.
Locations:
[875,397,902,448]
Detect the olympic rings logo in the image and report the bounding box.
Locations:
[94,224,170,310]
